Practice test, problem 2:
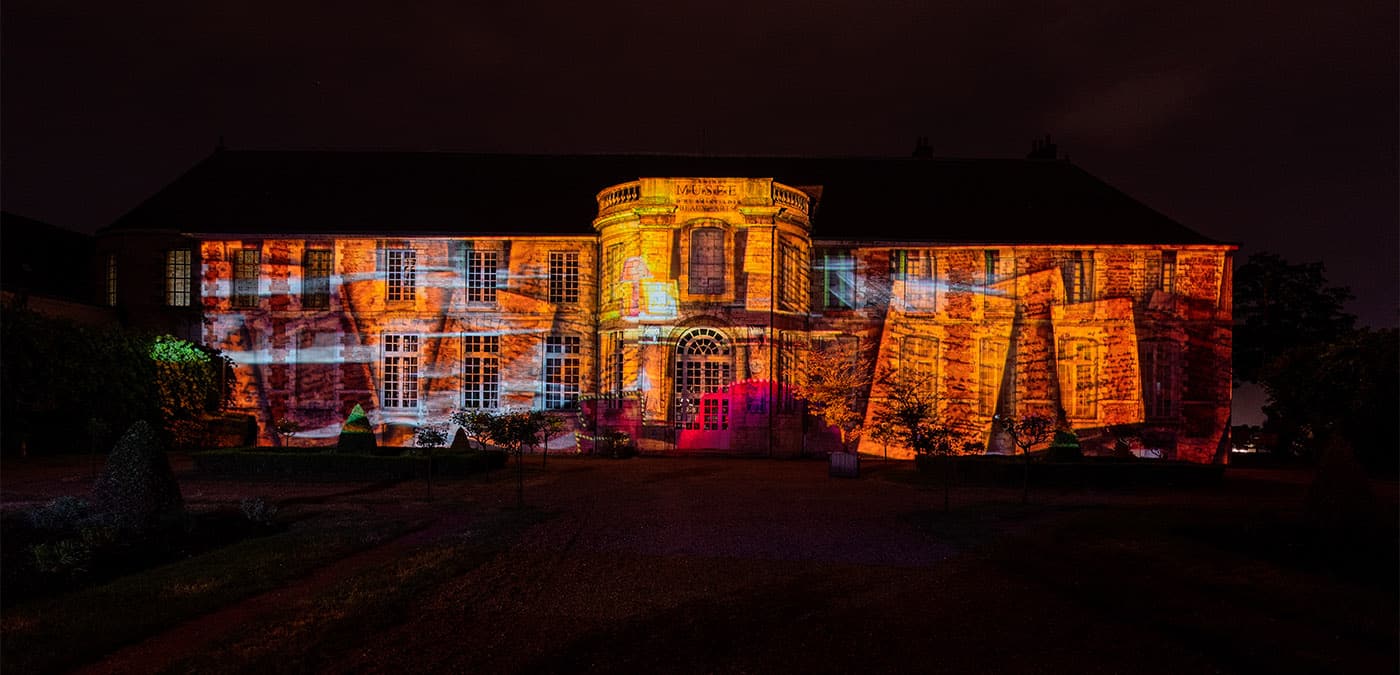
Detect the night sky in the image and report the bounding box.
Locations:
[3,0,1396,327]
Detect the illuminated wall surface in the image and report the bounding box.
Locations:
[199,177,1233,462]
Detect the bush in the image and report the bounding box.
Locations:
[92,421,185,532]
[27,496,90,532]
[31,538,93,578]
[239,497,279,526]
[337,404,377,455]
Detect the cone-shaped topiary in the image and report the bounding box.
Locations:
[92,420,185,532]
[450,427,471,451]
[337,403,377,454]
[1046,429,1083,461]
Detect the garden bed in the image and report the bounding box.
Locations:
[191,449,507,481]
[914,454,1225,488]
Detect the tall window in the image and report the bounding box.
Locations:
[303,249,332,309]
[233,249,261,308]
[548,251,579,304]
[978,338,1007,415]
[164,250,192,307]
[1059,339,1097,419]
[778,241,805,311]
[689,228,725,294]
[382,334,420,409]
[104,254,117,307]
[1159,250,1177,294]
[462,334,500,409]
[1141,342,1179,419]
[894,250,936,310]
[385,249,416,302]
[602,331,625,397]
[1062,251,1094,303]
[466,245,497,303]
[545,335,581,409]
[822,250,856,309]
[902,335,939,382]
[675,328,732,429]
[605,242,625,306]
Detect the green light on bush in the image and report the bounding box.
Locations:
[149,336,210,364]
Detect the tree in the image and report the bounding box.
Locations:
[873,368,961,511]
[995,414,1054,505]
[1259,328,1398,473]
[414,423,449,499]
[797,339,873,454]
[484,410,550,509]
[449,408,495,453]
[1234,252,1355,384]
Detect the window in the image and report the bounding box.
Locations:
[978,338,1007,415]
[545,335,581,409]
[689,228,725,294]
[1062,251,1094,303]
[902,336,939,381]
[233,249,261,308]
[1141,342,1179,419]
[1159,250,1177,294]
[105,254,118,307]
[385,249,416,302]
[984,249,1012,286]
[303,249,332,309]
[778,241,805,311]
[822,250,856,309]
[548,251,579,304]
[294,331,339,407]
[894,250,936,310]
[382,334,420,409]
[164,250,192,307]
[462,334,500,409]
[602,331,625,397]
[1059,339,1097,419]
[675,328,732,429]
[466,246,497,303]
[605,242,625,306]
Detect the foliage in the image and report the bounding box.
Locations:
[275,418,303,442]
[337,404,377,454]
[872,368,957,455]
[413,423,449,452]
[1259,328,1399,472]
[0,308,230,453]
[1234,252,1355,385]
[797,339,874,452]
[599,429,634,458]
[27,496,91,532]
[484,409,551,455]
[449,408,496,452]
[996,415,1055,455]
[92,420,186,532]
[239,497,280,527]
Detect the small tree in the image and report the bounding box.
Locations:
[414,423,449,499]
[274,418,302,448]
[996,414,1054,505]
[449,408,495,453]
[798,339,874,454]
[874,368,960,510]
[485,410,550,509]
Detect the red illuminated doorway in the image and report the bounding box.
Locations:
[674,328,732,450]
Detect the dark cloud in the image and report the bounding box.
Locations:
[3,0,1395,324]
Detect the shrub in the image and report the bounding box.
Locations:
[239,497,279,526]
[27,496,90,532]
[92,420,186,532]
[337,404,377,454]
[31,538,93,577]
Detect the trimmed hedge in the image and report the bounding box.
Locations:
[914,455,1224,488]
[192,450,507,481]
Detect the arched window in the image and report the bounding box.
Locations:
[674,328,732,429]
[689,228,725,294]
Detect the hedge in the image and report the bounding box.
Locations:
[913,455,1225,488]
[191,450,507,481]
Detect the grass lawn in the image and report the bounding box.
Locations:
[0,510,427,674]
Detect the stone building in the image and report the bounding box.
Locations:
[98,149,1235,461]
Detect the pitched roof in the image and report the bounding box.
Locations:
[104,150,1221,245]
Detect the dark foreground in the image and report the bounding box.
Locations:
[2,455,1396,674]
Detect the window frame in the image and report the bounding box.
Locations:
[466,244,498,304]
[382,333,421,410]
[548,251,580,304]
[822,249,857,310]
[164,249,192,307]
[302,248,333,310]
[688,227,726,295]
[385,248,417,303]
[462,334,501,410]
[544,334,581,409]
[232,248,261,309]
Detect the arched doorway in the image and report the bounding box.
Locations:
[674,327,733,450]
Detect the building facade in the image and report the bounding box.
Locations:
[100,151,1235,461]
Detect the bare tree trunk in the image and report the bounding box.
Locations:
[1021,445,1031,505]
[943,452,951,512]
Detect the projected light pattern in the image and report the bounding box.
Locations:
[199,177,1233,462]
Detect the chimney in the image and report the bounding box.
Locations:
[1026,134,1058,160]
[911,136,933,159]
